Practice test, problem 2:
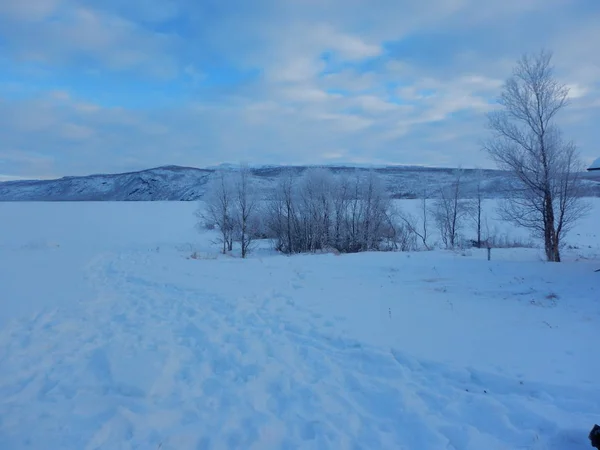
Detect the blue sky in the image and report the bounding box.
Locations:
[0,0,599,179]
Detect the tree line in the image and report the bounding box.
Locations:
[199,166,401,257]
[198,165,494,258]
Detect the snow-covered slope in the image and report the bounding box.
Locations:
[0,165,213,201]
[2,164,599,201]
[0,200,599,449]
[0,165,537,201]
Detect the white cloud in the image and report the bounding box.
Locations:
[0,0,61,21]
[314,26,382,60]
[61,123,95,140]
[320,70,378,93]
[314,112,373,132]
[0,4,178,76]
[0,149,56,179]
[0,174,30,181]
[322,151,346,160]
[566,84,589,100]
[269,57,325,84]
[280,85,343,103]
[352,96,398,113]
[457,75,503,91]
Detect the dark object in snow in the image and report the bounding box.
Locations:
[590,424,600,449]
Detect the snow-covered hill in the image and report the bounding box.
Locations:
[1,164,599,201]
[0,166,213,201]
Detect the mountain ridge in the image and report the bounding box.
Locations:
[1,164,599,201]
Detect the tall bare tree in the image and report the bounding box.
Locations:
[468,169,485,248]
[359,170,388,251]
[400,189,431,250]
[345,171,364,252]
[279,169,297,255]
[297,168,335,252]
[419,191,430,250]
[267,169,298,254]
[199,170,234,254]
[332,173,351,251]
[233,164,258,259]
[432,170,468,249]
[484,50,587,262]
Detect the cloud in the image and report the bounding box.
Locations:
[0,0,599,178]
[0,148,56,179]
[61,123,95,140]
[314,26,382,60]
[352,96,398,114]
[0,0,61,21]
[0,3,178,76]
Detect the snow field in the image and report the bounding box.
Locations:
[0,200,599,449]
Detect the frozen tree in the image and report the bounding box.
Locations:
[399,189,431,250]
[297,168,335,252]
[384,205,417,252]
[359,170,392,251]
[484,50,587,262]
[468,170,485,248]
[327,170,393,253]
[232,164,258,259]
[344,171,364,252]
[432,170,468,249]
[332,172,352,251]
[198,170,234,254]
[265,168,398,254]
[419,192,430,250]
[267,169,298,254]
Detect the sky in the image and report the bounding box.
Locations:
[0,0,599,180]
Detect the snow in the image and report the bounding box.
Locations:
[0,200,599,449]
[590,157,600,170]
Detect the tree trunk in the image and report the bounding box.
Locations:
[543,191,560,262]
[476,198,482,248]
[286,208,292,254]
[241,220,247,259]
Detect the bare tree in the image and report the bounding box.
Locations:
[432,170,468,249]
[265,168,398,254]
[399,189,431,250]
[419,191,430,250]
[345,171,364,252]
[279,169,297,254]
[297,168,335,252]
[267,169,298,254]
[484,50,587,262]
[360,170,391,251]
[468,169,485,248]
[332,173,351,251]
[198,170,234,254]
[233,164,258,259]
[385,206,417,251]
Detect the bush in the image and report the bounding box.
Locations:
[265,169,403,255]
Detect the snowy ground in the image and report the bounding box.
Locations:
[0,200,599,449]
